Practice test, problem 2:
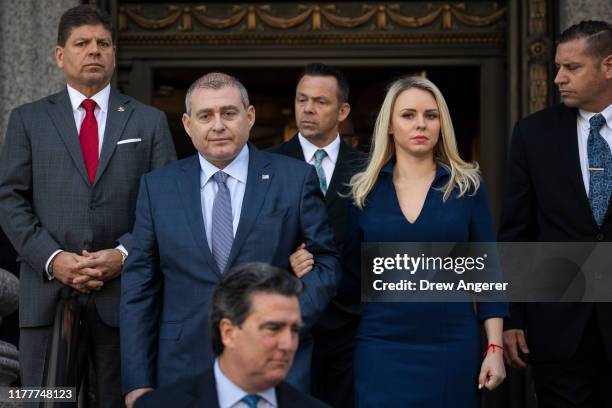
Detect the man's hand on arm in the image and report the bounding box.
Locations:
[125,387,154,408]
[503,329,529,369]
[289,243,314,278]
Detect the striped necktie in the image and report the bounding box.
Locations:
[211,171,233,273]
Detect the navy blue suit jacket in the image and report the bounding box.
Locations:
[134,366,331,408]
[120,145,340,393]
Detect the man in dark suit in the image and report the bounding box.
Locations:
[135,262,330,408]
[0,5,176,406]
[269,63,365,408]
[500,21,612,407]
[120,72,339,407]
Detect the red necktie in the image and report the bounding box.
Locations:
[79,99,99,185]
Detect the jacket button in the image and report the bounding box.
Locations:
[596,233,604,241]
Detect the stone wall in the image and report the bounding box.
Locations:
[0,0,78,146]
[559,0,612,31]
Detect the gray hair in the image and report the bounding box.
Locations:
[208,262,303,356]
[185,72,250,114]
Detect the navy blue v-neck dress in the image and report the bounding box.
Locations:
[353,161,509,407]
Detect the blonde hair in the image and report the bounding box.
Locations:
[350,76,480,208]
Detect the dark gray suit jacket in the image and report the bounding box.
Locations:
[0,87,176,328]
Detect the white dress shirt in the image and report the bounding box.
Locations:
[67,83,110,154]
[45,84,115,278]
[199,144,249,251]
[214,359,277,408]
[297,133,340,192]
[577,104,612,196]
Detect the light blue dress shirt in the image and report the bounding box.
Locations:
[214,359,277,408]
[199,144,249,251]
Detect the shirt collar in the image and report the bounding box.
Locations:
[214,359,277,408]
[67,83,110,114]
[198,144,249,189]
[578,103,612,130]
[297,132,340,165]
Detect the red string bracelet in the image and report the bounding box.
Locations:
[483,343,504,357]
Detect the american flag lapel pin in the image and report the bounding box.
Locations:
[261,174,270,180]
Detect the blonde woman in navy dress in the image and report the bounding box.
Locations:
[347,76,508,407]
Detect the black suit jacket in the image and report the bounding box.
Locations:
[268,135,366,327]
[499,103,612,361]
[135,366,331,408]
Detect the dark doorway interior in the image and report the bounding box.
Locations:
[153,66,480,160]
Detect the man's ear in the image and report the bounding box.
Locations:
[247,105,256,129]
[220,318,237,349]
[182,113,192,139]
[602,54,612,80]
[55,46,64,69]
[338,102,351,122]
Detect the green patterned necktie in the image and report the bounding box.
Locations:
[313,149,328,195]
[242,394,261,408]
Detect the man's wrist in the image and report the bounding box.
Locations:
[45,250,63,280]
[116,247,128,265]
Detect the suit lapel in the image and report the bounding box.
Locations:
[177,156,220,278]
[46,90,90,185]
[326,141,351,207]
[95,89,133,186]
[284,134,306,161]
[226,145,272,269]
[555,105,599,229]
[194,367,220,406]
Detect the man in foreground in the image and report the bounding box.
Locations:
[135,262,331,408]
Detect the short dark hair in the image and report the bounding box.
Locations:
[559,20,612,59]
[209,262,303,356]
[298,63,350,104]
[57,5,114,47]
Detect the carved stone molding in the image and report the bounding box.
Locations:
[118,2,507,45]
[525,0,553,114]
[119,32,504,46]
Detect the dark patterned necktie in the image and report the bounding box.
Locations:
[587,113,611,226]
[211,171,233,273]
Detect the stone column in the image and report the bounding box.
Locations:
[559,0,612,31]
[0,268,19,399]
[0,0,78,146]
